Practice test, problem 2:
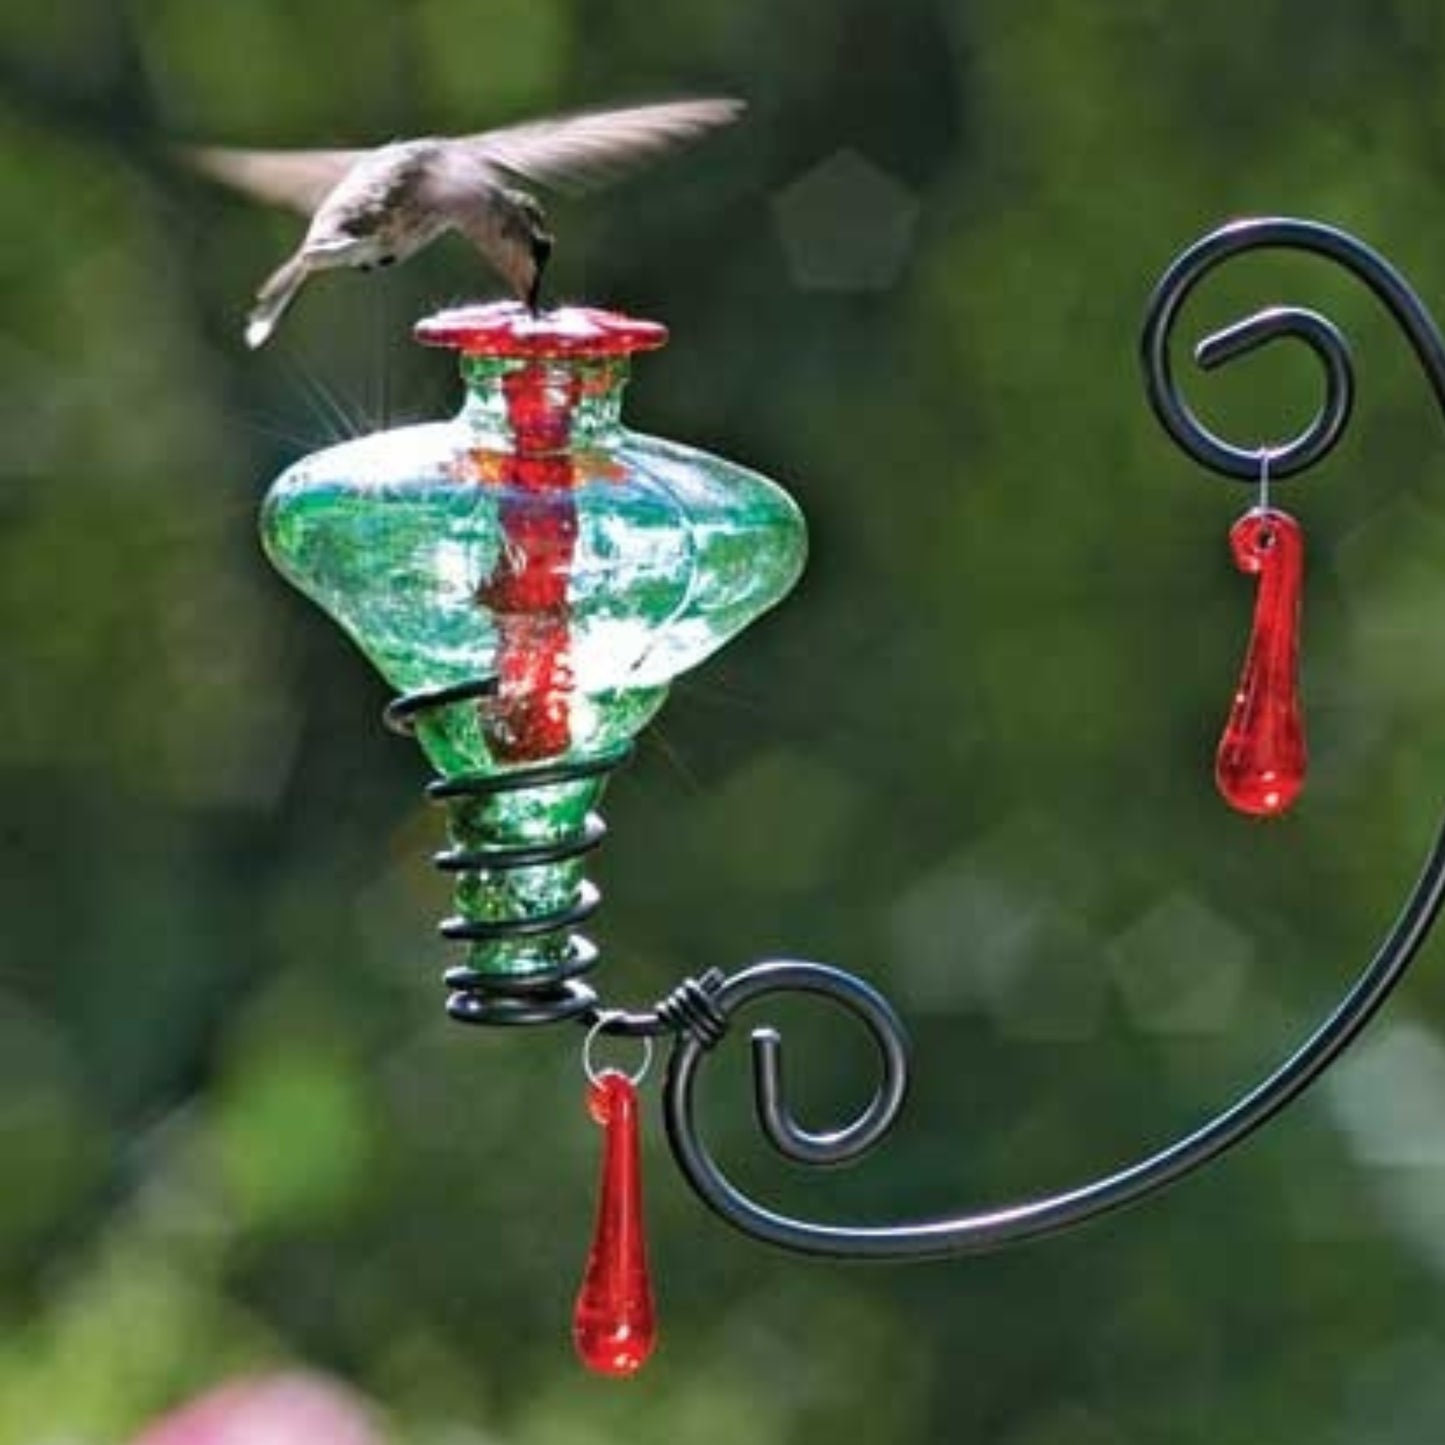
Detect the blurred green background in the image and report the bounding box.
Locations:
[8,0,1445,1441]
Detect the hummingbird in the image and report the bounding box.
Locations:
[187,97,744,348]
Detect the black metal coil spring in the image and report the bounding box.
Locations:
[383,677,633,1026]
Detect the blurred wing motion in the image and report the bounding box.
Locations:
[458,97,746,192]
[185,146,363,215]
[188,99,744,215]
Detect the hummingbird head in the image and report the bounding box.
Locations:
[495,189,554,311]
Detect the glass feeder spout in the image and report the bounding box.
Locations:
[260,302,806,1023]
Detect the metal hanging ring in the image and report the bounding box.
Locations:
[583,1018,654,1088]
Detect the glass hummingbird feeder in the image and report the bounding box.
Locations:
[262,303,806,1027]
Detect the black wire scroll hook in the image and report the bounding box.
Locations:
[1141,216,1445,480]
[655,217,1445,1259]
[682,962,909,1166]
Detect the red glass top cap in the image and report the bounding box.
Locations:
[415,301,668,358]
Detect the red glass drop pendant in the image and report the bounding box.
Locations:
[1215,506,1307,818]
[573,1069,656,1376]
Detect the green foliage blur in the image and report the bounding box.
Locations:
[7,0,1445,1440]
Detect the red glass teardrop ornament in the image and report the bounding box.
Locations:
[573,1070,656,1377]
[1215,506,1307,818]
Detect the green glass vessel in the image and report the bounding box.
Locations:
[261,302,806,1021]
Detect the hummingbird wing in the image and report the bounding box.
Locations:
[454,97,745,194]
[186,146,365,216]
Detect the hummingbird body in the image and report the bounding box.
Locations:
[188,99,743,347]
[307,140,450,266]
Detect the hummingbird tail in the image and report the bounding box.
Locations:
[246,253,310,348]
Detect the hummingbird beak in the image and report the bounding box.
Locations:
[526,232,553,314]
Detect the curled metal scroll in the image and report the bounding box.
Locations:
[1142,216,1445,479]
[650,217,1445,1258]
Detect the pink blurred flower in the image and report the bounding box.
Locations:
[130,1372,384,1445]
